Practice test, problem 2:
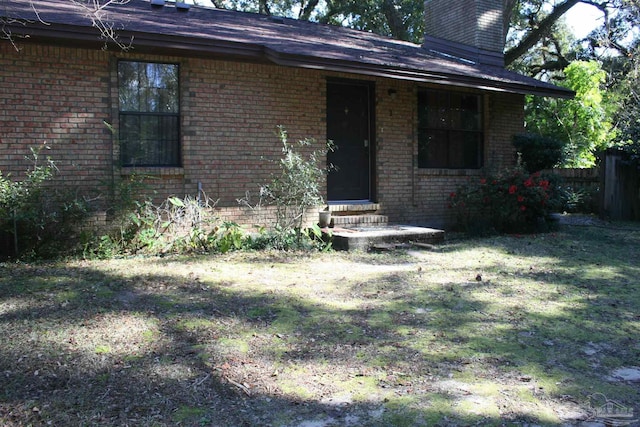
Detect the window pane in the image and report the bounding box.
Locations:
[450,93,462,129]
[429,91,450,129]
[119,62,178,113]
[418,91,428,125]
[120,115,143,165]
[460,95,481,131]
[120,115,180,166]
[118,61,180,167]
[462,132,483,168]
[448,131,466,168]
[118,62,140,111]
[417,89,483,169]
[418,129,448,168]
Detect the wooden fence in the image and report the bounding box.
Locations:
[544,167,600,214]
[600,149,640,221]
[552,167,600,191]
[542,151,639,221]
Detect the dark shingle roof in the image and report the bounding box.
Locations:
[2,0,573,98]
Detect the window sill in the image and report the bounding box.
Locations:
[417,168,482,177]
[120,166,184,177]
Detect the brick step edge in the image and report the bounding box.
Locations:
[331,214,388,226]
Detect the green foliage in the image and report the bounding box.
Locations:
[512,133,565,173]
[263,127,327,228]
[561,186,598,214]
[449,166,564,234]
[609,46,640,158]
[247,224,331,251]
[247,226,300,251]
[213,221,246,253]
[86,127,335,256]
[525,61,615,167]
[0,145,55,241]
[84,195,249,258]
[245,126,333,251]
[0,144,90,259]
[218,0,425,42]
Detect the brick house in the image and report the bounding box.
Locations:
[0,0,572,229]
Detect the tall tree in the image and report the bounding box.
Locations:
[608,43,640,156]
[525,61,615,166]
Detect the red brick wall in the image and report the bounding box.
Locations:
[1,42,523,229]
[0,43,112,208]
[376,86,523,227]
[179,58,326,206]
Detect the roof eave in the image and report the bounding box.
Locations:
[5,23,268,61]
[265,49,576,99]
[5,22,575,99]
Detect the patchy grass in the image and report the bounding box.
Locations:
[1,223,640,426]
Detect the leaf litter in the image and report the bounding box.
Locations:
[0,224,639,426]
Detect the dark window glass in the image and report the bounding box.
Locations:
[418,89,483,169]
[118,61,180,166]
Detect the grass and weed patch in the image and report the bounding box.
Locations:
[1,223,639,425]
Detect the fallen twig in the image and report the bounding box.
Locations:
[224,376,251,396]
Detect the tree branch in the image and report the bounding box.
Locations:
[505,0,581,66]
[71,0,133,50]
[503,0,519,41]
[1,1,50,51]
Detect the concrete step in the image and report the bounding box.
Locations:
[330,225,445,251]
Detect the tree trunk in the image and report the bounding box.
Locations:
[259,0,270,16]
[299,0,320,20]
[381,0,409,41]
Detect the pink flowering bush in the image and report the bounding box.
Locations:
[448,166,563,233]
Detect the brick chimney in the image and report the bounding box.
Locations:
[423,0,505,67]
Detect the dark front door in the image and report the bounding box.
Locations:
[326,81,373,201]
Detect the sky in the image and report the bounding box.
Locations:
[564,2,605,38]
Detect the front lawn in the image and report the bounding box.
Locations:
[1,222,639,426]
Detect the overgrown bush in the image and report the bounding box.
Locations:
[247,223,330,251]
[0,144,90,259]
[512,133,565,173]
[449,166,564,234]
[84,194,248,258]
[239,126,333,250]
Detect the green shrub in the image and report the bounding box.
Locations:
[512,133,565,173]
[449,166,564,234]
[240,126,333,251]
[561,186,599,214]
[211,221,246,253]
[247,223,331,251]
[0,144,91,259]
[84,194,251,257]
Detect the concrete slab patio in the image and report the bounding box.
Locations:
[329,225,445,251]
